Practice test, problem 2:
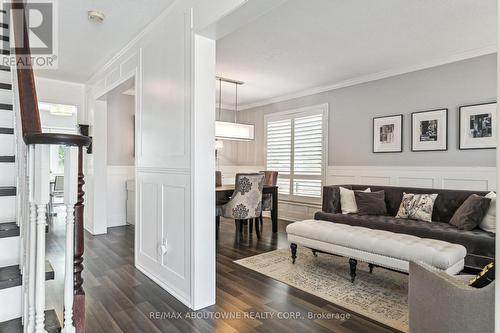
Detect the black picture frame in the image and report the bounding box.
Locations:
[411,108,448,152]
[372,114,403,153]
[459,102,497,150]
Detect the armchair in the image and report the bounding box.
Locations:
[408,261,494,333]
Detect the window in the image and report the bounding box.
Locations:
[39,102,78,176]
[265,104,327,202]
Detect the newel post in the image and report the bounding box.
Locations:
[73,145,85,333]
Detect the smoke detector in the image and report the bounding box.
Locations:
[88,11,105,23]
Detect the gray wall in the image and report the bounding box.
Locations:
[222,54,496,167]
[107,90,135,166]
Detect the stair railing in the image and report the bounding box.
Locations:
[9,1,91,333]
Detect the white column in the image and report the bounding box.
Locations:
[33,144,50,333]
[62,146,78,333]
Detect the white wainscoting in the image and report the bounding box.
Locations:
[219,164,496,222]
[136,168,191,306]
[327,166,496,191]
[106,166,135,228]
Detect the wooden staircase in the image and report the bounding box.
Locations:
[0,28,60,329]
[0,2,91,332]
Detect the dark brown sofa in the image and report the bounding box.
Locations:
[314,185,495,270]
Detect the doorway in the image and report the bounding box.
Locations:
[87,76,137,236]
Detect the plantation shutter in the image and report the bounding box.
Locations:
[265,106,326,201]
[293,114,323,197]
[266,119,292,195]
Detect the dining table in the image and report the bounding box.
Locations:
[216,184,279,233]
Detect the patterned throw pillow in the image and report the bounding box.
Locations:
[395,193,438,222]
[469,262,495,288]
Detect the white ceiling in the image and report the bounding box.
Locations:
[35,0,176,83]
[216,0,497,110]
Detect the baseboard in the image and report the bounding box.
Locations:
[107,213,127,227]
[135,263,192,309]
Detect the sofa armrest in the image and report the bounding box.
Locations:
[409,261,494,333]
[322,185,349,214]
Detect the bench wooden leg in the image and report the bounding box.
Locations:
[369,263,374,274]
[291,243,297,264]
[349,258,357,283]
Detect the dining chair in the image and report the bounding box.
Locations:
[215,170,222,187]
[258,170,278,231]
[215,171,223,239]
[219,173,264,241]
[48,175,64,217]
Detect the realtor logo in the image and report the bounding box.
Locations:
[3,0,58,69]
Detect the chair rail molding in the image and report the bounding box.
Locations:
[327,165,496,191]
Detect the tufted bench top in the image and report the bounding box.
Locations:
[287,220,467,271]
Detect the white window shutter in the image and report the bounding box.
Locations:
[265,106,326,200]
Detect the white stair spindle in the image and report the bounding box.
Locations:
[27,145,36,333]
[33,144,50,333]
[62,146,78,333]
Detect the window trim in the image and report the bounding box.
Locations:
[264,103,329,204]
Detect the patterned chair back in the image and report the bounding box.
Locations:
[222,173,264,220]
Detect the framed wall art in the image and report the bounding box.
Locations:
[373,115,403,153]
[411,109,448,151]
[459,102,496,150]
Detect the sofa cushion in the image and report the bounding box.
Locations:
[314,211,495,264]
[450,194,491,231]
[340,186,370,214]
[348,185,489,223]
[480,192,496,233]
[355,190,387,215]
[395,193,438,222]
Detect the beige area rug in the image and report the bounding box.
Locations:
[235,247,408,332]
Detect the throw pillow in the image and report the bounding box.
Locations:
[395,193,438,222]
[449,194,491,231]
[340,186,370,214]
[479,192,496,233]
[469,262,495,288]
[354,190,387,216]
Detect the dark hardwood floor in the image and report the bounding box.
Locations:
[46,214,397,333]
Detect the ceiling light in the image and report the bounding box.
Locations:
[215,76,254,141]
[88,11,105,23]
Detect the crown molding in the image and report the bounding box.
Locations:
[238,45,497,111]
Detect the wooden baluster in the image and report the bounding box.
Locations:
[73,146,85,333]
[33,144,50,333]
[62,146,78,333]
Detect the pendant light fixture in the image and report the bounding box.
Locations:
[215,76,255,141]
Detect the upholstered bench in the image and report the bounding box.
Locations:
[286,220,467,282]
